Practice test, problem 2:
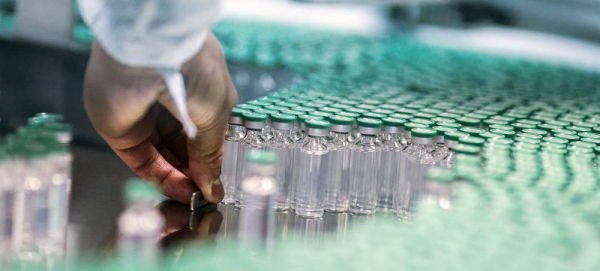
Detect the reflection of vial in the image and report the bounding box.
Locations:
[324,116,353,212]
[235,112,268,208]
[238,150,277,252]
[348,118,382,215]
[0,145,20,260]
[118,179,164,271]
[423,168,456,210]
[295,119,331,218]
[221,108,247,204]
[377,117,405,213]
[267,113,297,210]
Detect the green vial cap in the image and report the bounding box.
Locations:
[270,113,297,123]
[411,128,437,138]
[236,104,261,111]
[479,132,504,140]
[522,129,547,136]
[579,132,600,139]
[242,111,268,122]
[518,133,543,140]
[489,124,514,131]
[483,119,509,127]
[247,100,271,107]
[511,122,536,132]
[331,103,352,111]
[457,117,481,127]
[460,127,486,137]
[487,138,513,145]
[438,112,461,119]
[397,108,418,115]
[413,112,436,119]
[265,105,289,112]
[581,137,600,146]
[321,107,342,114]
[347,108,369,115]
[362,112,386,119]
[293,106,313,113]
[566,126,591,133]
[445,131,469,141]
[453,144,480,155]
[404,122,428,131]
[490,129,516,139]
[253,108,277,116]
[357,104,377,111]
[459,136,485,147]
[537,123,561,133]
[357,118,383,128]
[389,113,412,120]
[305,119,331,129]
[279,109,304,116]
[372,109,395,116]
[554,133,579,142]
[328,115,354,125]
[543,137,569,145]
[432,117,456,124]
[571,141,596,149]
[339,111,361,119]
[310,111,334,118]
[552,128,577,136]
[411,118,435,127]
[246,149,277,164]
[438,122,462,129]
[298,115,324,123]
[433,126,457,135]
[382,117,406,127]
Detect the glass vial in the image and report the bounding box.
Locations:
[323,116,353,212]
[377,117,405,213]
[267,113,297,210]
[235,112,269,208]
[439,132,469,168]
[295,119,331,218]
[348,118,382,215]
[221,108,247,204]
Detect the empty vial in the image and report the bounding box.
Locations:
[324,115,354,212]
[267,113,297,210]
[290,115,324,210]
[396,127,437,218]
[295,119,331,218]
[348,118,382,215]
[439,132,470,168]
[431,126,458,162]
[235,111,269,208]
[377,117,406,213]
[238,150,277,252]
[221,108,248,204]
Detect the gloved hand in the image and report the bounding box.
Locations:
[83,32,237,204]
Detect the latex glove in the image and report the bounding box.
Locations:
[83,33,237,204]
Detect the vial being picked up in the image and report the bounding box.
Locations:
[235,111,269,208]
[295,119,331,218]
[221,108,248,204]
[267,113,297,210]
[348,118,382,215]
[238,150,277,252]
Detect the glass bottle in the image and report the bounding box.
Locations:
[323,115,353,212]
[290,115,323,210]
[348,118,382,215]
[267,113,297,210]
[295,119,331,218]
[235,111,269,208]
[396,128,437,218]
[238,150,277,252]
[221,108,247,204]
[431,126,458,163]
[377,117,405,213]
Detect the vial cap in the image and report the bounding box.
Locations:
[298,115,324,123]
[537,123,561,132]
[328,115,354,125]
[305,119,331,130]
[411,118,435,127]
[511,122,536,131]
[357,118,383,128]
[459,137,485,147]
[253,108,277,116]
[432,117,455,124]
[321,107,342,114]
[280,109,304,116]
[339,111,361,119]
[372,109,395,115]
[236,104,261,111]
[29,113,64,125]
[382,117,406,127]
[242,111,268,122]
[403,122,428,131]
[457,117,481,127]
[522,128,547,136]
[270,113,296,124]
[245,149,277,164]
[489,124,514,131]
[413,112,435,119]
[247,100,271,107]
[543,137,569,145]
[581,137,600,145]
[453,144,480,155]
[293,106,313,113]
[490,129,516,138]
[478,132,504,139]
[579,132,600,139]
[347,108,369,115]
[554,133,579,142]
[389,113,412,120]
[571,141,596,149]
[433,126,457,135]
[488,138,513,145]
[426,168,455,183]
[438,122,462,129]
[362,112,386,119]
[566,126,591,133]
[310,111,333,118]
[460,127,486,136]
[411,128,437,138]
[231,108,248,117]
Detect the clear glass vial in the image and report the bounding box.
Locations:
[439,132,470,168]
[295,119,331,218]
[324,115,354,212]
[348,118,382,215]
[267,113,297,210]
[221,108,247,204]
[377,117,406,213]
[235,111,269,208]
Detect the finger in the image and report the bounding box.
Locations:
[155,108,189,163]
[108,135,197,204]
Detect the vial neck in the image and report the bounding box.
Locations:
[227,124,246,140]
[271,129,294,146]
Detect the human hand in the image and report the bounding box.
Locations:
[83,32,237,204]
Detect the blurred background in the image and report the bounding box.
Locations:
[1,0,600,262]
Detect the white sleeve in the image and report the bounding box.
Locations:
[78,0,221,69]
